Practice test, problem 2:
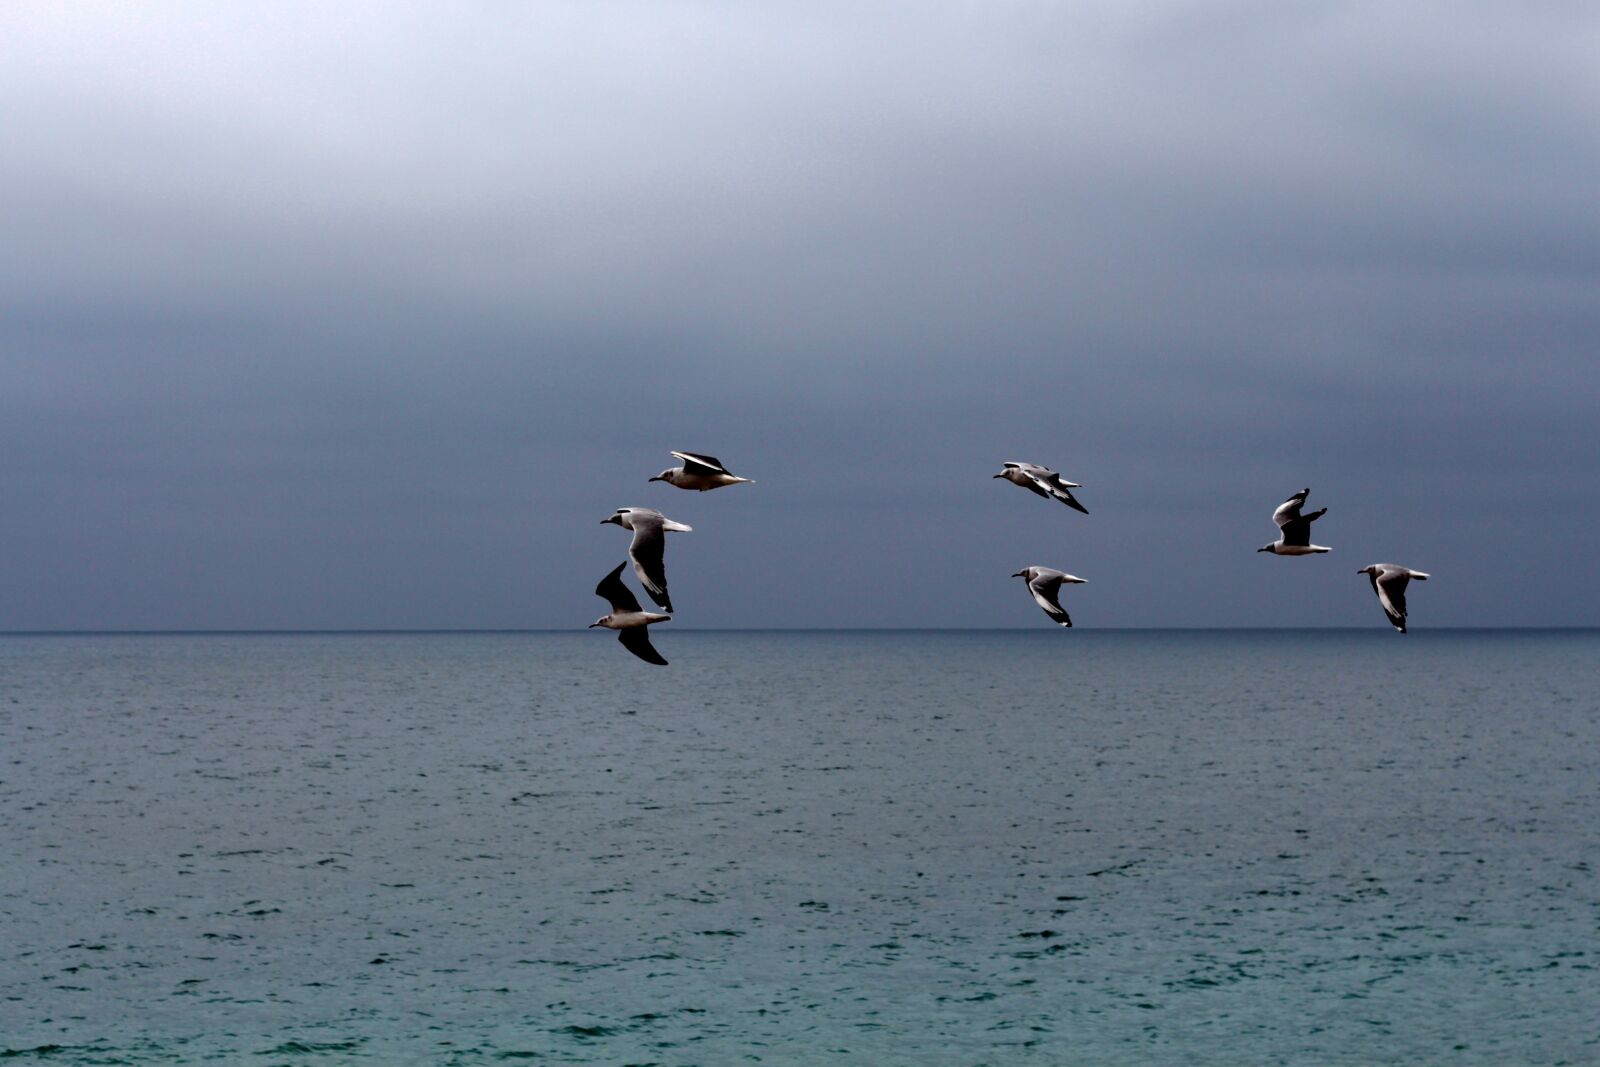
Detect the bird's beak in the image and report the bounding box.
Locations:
[992,473,1005,478]
[600,515,619,525]
[648,475,662,482]
[587,622,601,628]
[1011,570,1026,577]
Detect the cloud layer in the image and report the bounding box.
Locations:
[3,2,1597,628]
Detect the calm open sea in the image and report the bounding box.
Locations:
[2,630,1596,1065]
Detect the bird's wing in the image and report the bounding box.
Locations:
[1272,489,1310,529]
[671,451,729,476]
[1278,509,1323,547]
[1374,568,1409,629]
[595,562,644,614]
[1016,472,1053,499]
[627,516,672,611]
[1051,484,1089,514]
[1028,573,1072,626]
[1278,519,1307,546]
[618,627,668,665]
[1004,470,1056,499]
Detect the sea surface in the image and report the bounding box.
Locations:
[1,630,1597,1065]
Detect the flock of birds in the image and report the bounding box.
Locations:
[588,452,751,665]
[1253,486,1431,636]
[591,453,1431,665]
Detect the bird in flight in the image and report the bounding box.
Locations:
[601,507,691,612]
[1357,563,1430,633]
[1011,566,1087,626]
[650,451,754,492]
[1258,487,1330,555]
[994,461,1089,514]
[588,562,671,665]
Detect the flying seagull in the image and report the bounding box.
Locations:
[650,451,754,491]
[994,462,1088,514]
[601,507,691,613]
[1011,566,1087,626]
[1259,487,1330,555]
[589,562,671,665]
[1357,564,1430,633]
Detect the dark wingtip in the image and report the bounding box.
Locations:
[595,560,628,590]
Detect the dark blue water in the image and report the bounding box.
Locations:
[2,631,1597,1064]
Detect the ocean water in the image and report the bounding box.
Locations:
[1,630,1597,1066]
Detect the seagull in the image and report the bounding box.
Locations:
[600,507,691,613]
[1011,566,1087,626]
[589,562,671,665]
[650,451,754,491]
[994,462,1088,514]
[1258,487,1330,555]
[1357,564,1430,633]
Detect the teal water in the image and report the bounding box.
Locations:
[2,630,1597,1065]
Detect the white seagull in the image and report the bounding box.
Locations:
[1011,566,1087,627]
[650,451,754,492]
[601,507,691,613]
[994,462,1088,514]
[1357,564,1430,633]
[589,562,671,665]
[1258,487,1330,555]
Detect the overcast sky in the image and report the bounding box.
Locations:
[3,2,1597,630]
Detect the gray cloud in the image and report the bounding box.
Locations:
[2,2,1596,629]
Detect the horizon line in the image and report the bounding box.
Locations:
[2,626,1595,637]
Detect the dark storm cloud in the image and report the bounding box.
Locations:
[2,2,1596,629]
